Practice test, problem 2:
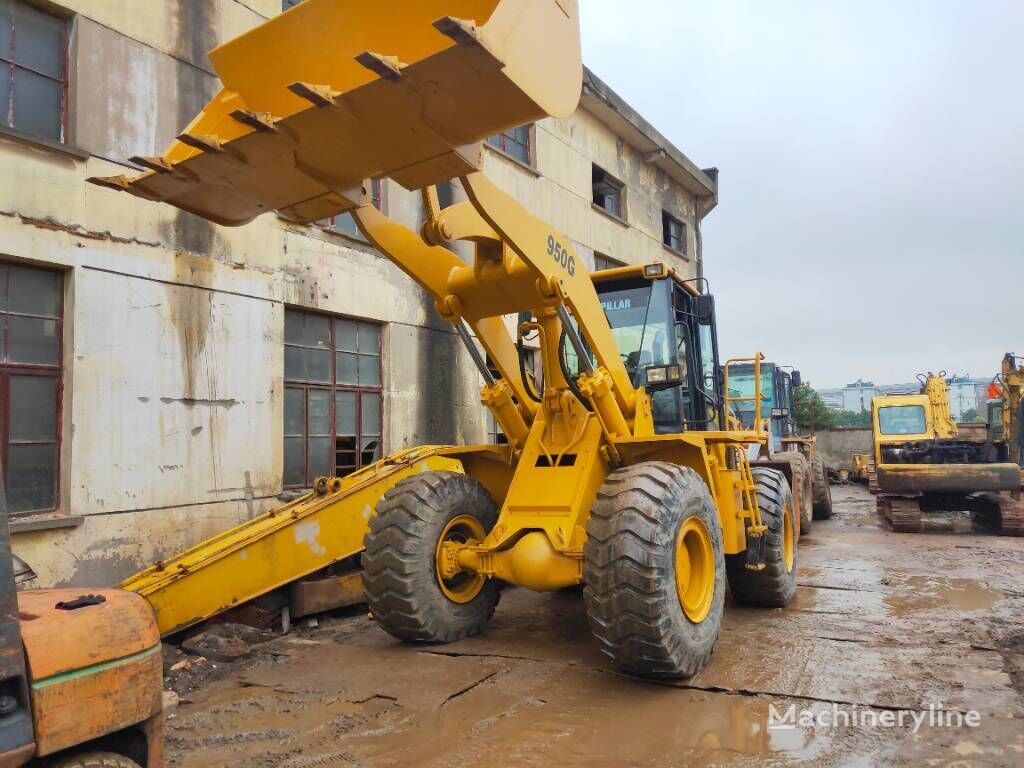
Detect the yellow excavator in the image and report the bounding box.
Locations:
[871,372,1022,533]
[93,0,799,678]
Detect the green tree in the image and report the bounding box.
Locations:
[835,409,872,428]
[960,407,985,424]
[793,383,836,431]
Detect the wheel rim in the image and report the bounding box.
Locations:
[435,514,486,604]
[675,516,715,623]
[783,503,795,572]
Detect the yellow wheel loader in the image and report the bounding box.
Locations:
[871,372,1022,534]
[723,360,832,534]
[96,0,799,678]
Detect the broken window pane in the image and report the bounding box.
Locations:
[7,442,56,512]
[592,165,624,218]
[335,390,356,435]
[361,435,381,466]
[13,2,63,78]
[283,436,304,486]
[10,374,56,440]
[12,67,61,142]
[8,315,58,364]
[9,264,59,315]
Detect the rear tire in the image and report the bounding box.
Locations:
[812,455,833,520]
[583,462,726,679]
[726,467,797,607]
[50,753,142,768]
[362,471,500,643]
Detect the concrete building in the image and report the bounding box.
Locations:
[0,0,718,587]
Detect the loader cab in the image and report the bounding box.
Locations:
[725,362,797,451]
[590,266,723,433]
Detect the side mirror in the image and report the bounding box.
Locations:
[792,370,802,388]
[695,294,715,325]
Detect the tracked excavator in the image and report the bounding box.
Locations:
[871,371,1022,534]
[94,0,799,678]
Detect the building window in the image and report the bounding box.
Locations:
[486,124,533,166]
[0,262,62,515]
[592,165,624,220]
[319,178,384,240]
[487,123,532,165]
[0,1,68,144]
[282,0,303,9]
[662,211,687,255]
[593,252,625,272]
[284,310,382,487]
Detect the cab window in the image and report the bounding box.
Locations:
[878,405,926,435]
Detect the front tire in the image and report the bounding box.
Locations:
[362,471,500,643]
[726,467,797,607]
[812,455,834,519]
[583,462,726,679]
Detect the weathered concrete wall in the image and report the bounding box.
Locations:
[3,0,711,588]
[813,428,873,470]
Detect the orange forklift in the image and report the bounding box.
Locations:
[0,475,163,767]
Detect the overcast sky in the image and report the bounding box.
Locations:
[581,1,1023,389]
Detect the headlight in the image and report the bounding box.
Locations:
[646,364,681,384]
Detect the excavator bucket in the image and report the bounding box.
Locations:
[89,0,581,226]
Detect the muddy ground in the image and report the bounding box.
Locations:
[164,484,1024,767]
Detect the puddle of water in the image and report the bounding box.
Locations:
[883,574,1000,617]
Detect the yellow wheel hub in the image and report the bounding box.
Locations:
[435,515,486,604]
[675,516,715,623]
[783,503,795,573]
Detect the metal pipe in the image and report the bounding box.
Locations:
[455,322,496,387]
[555,305,594,375]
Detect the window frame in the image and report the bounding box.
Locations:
[0,0,70,145]
[593,252,626,272]
[283,308,384,489]
[486,123,535,168]
[316,178,385,240]
[662,210,687,256]
[0,260,64,516]
[592,164,626,222]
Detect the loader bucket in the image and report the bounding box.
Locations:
[89,0,581,226]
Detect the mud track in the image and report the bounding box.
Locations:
[165,485,1024,766]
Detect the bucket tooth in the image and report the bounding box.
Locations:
[354,51,406,81]
[433,16,482,46]
[287,81,341,108]
[87,174,161,201]
[176,133,226,154]
[229,109,279,133]
[86,174,132,192]
[129,156,174,173]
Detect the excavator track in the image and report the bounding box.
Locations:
[877,496,924,533]
[969,492,1024,536]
